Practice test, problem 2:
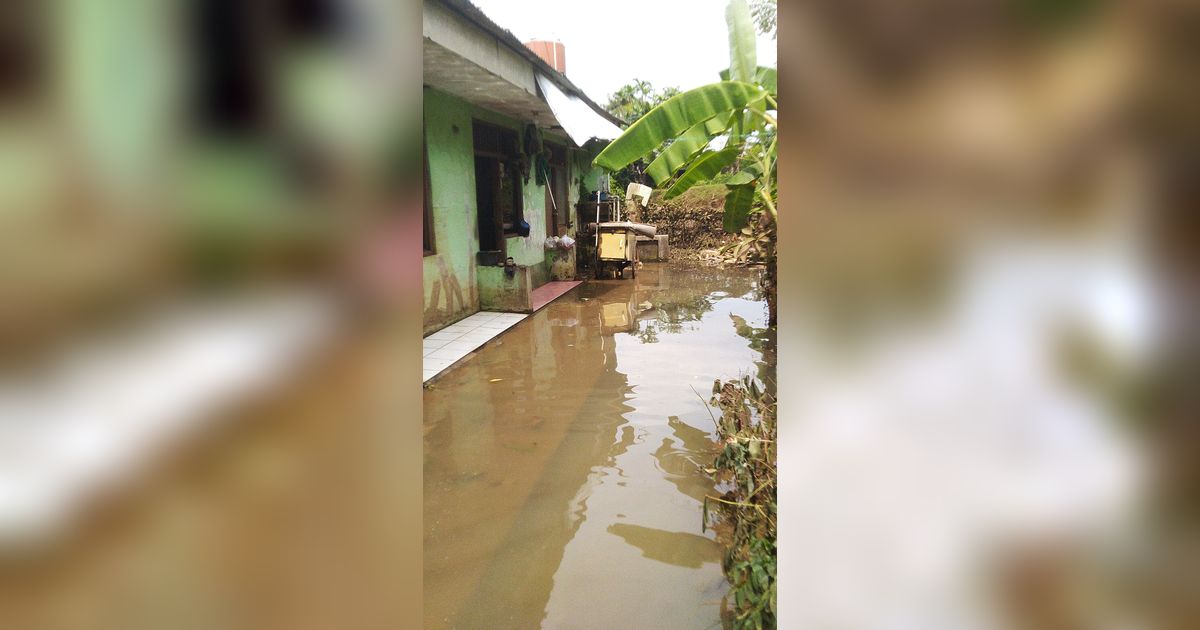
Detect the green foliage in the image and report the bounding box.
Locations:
[593,81,767,173]
[664,148,741,199]
[603,79,683,193]
[704,376,777,629]
[596,0,777,324]
[749,0,777,39]
[719,66,777,97]
[726,0,758,83]
[722,184,756,232]
[725,162,762,186]
[604,79,681,126]
[592,0,774,226]
[645,114,733,185]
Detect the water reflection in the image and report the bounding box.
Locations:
[606,523,723,569]
[423,262,773,629]
[625,265,765,345]
[654,417,721,504]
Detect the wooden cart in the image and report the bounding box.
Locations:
[595,221,657,279]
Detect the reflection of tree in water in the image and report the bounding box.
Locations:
[731,313,777,398]
[729,314,770,352]
[625,263,766,344]
[631,295,713,343]
[635,323,660,344]
[651,416,722,499]
[671,264,763,300]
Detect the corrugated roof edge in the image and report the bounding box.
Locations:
[437,0,629,131]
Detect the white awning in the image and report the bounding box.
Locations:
[536,74,623,146]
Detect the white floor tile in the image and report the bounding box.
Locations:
[441,340,480,353]
[424,359,454,373]
[427,347,468,361]
[422,310,532,381]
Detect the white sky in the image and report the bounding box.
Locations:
[469,0,777,105]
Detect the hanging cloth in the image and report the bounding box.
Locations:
[521,123,544,185]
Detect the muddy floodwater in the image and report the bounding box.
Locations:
[423,262,774,629]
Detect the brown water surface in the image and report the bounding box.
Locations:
[423,262,774,629]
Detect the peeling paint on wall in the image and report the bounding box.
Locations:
[424,254,467,323]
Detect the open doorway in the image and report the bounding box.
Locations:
[474,155,501,252]
[473,121,522,256]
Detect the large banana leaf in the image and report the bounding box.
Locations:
[720,66,777,96]
[726,0,756,83]
[663,147,740,199]
[644,113,734,185]
[724,163,763,186]
[723,183,756,232]
[758,67,777,97]
[724,94,765,150]
[593,82,766,172]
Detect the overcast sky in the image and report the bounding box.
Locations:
[470,0,777,105]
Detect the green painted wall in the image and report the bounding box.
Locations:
[423,88,479,332]
[423,87,604,333]
[478,265,531,312]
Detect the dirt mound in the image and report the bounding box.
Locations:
[639,184,735,254]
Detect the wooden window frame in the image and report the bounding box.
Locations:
[472,120,523,237]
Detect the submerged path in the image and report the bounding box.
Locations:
[423,262,775,629]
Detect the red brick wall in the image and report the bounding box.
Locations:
[524,40,565,73]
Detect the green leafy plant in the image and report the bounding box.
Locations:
[594,0,777,323]
[702,375,777,629]
[604,79,682,125]
[749,0,777,39]
[603,79,683,195]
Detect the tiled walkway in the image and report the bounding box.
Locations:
[422,311,527,382]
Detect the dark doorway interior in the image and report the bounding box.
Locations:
[475,155,501,252]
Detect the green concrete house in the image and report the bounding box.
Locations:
[422,0,622,334]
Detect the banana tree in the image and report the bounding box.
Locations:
[594,0,775,228]
[593,0,777,321]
